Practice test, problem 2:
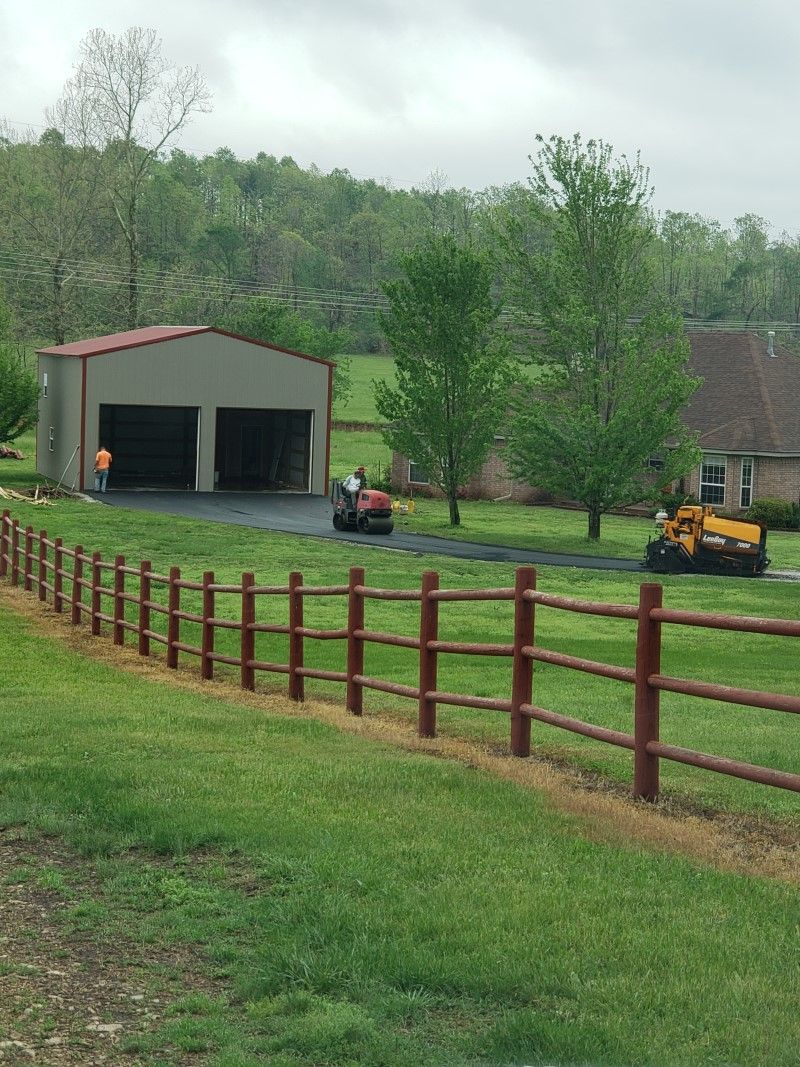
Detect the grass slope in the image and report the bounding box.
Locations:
[1,602,798,1066]
[3,497,799,820]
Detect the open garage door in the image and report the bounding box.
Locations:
[98,404,199,489]
[215,408,311,491]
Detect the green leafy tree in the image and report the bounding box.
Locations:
[375,234,512,525]
[0,298,39,445]
[504,134,701,539]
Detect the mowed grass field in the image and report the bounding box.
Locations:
[333,352,395,423]
[1,373,799,1063]
[4,495,799,821]
[2,588,799,1066]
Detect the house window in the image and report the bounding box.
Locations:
[48,426,55,453]
[699,455,726,505]
[646,454,665,471]
[42,372,48,397]
[740,457,753,509]
[408,461,429,485]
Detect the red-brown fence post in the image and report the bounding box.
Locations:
[113,555,125,646]
[166,566,180,669]
[71,546,83,624]
[346,566,365,715]
[0,509,8,577]
[90,552,102,636]
[634,582,663,801]
[23,526,33,591]
[511,566,536,757]
[240,571,255,691]
[53,538,63,613]
[37,530,47,601]
[201,570,214,680]
[10,520,20,586]
[138,560,151,657]
[288,570,304,701]
[418,570,439,737]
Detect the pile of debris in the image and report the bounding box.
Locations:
[0,446,25,460]
[0,485,67,506]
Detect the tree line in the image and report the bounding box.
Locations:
[3,29,800,358]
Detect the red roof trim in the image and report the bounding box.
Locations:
[37,326,208,358]
[37,326,335,368]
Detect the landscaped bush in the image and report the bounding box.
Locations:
[746,497,800,530]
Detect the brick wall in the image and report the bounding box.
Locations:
[687,454,800,514]
[391,439,543,503]
[393,445,800,512]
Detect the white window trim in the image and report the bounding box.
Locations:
[740,457,754,509]
[48,426,55,452]
[699,454,727,506]
[42,372,48,398]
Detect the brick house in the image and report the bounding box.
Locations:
[390,435,542,503]
[677,332,800,513]
[391,331,800,512]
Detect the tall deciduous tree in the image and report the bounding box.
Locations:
[504,134,701,539]
[375,234,512,525]
[0,297,39,445]
[66,26,211,327]
[0,76,100,344]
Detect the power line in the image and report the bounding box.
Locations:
[0,248,390,313]
[5,248,800,333]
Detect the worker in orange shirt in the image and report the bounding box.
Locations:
[94,445,112,493]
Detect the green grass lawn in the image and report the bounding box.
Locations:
[1,600,799,1066]
[4,497,799,821]
[330,428,392,485]
[333,353,396,423]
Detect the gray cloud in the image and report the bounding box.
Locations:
[2,0,800,230]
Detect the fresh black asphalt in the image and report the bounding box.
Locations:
[98,491,645,571]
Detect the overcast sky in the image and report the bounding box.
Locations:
[2,1,799,233]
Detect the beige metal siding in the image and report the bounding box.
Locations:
[83,333,330,492]
[36,355,83,487]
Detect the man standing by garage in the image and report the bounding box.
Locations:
[94,444,112,492]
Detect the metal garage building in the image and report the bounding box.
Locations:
[36,326,333,494]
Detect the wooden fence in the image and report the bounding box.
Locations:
[2,510,799,801]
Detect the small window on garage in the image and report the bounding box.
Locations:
[408,461,429,484]
[48,426,55,452]
[43,372,48,397]
[699,455,726,505]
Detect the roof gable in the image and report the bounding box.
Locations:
[37,325,334,368]
[684,332,800,453]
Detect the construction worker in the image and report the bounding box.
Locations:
[342,467,363,506]
[94,445,112,493]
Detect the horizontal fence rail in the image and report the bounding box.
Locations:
[1,509,798,802]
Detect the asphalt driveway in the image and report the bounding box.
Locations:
[96,491,644,571]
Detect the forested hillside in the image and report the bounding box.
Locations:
[3,128,800,351]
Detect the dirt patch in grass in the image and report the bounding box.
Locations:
[0,828,225,1065]
[1,583,798,888]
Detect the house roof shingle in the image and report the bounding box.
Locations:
[684,332,800,454]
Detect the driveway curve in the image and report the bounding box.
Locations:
[99,491,644,571]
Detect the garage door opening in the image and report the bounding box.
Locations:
[98,404,199,489]
[215,409,311,491]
